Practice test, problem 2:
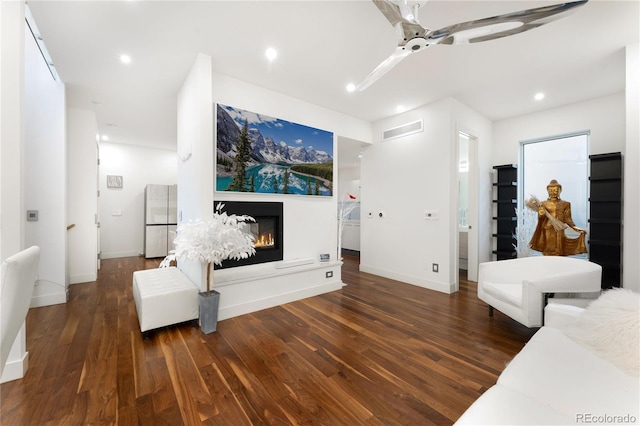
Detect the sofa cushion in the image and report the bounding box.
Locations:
[498,327,639,419]
[564,288,639,376]
[454,384,572,425]
[482,281,522,307]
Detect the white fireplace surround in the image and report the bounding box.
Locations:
[209,257,343,320]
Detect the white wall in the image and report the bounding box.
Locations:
[0,0,24,260]
[99,143,177,259]
[67,108,98,284]
[624,43,640,292]
[176,56,372,320]
[493,93,625,165]
[211,74,372,261]
[360,97,492,292]
[24,23,67,307]
[176,54,215,287]
[361,98,457,293]
[0,0,29,383]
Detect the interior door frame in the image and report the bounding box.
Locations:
[455,129,479,283]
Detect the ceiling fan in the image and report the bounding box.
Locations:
[355,0,588,91]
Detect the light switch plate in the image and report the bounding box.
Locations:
[424,210,439,220]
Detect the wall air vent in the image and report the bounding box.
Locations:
[382,119,423,141]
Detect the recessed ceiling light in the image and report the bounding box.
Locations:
[396,105,406,113]
[534,92,545,101]
[120,54,132,64]
[346,83,356,93]
[265,47,277,62]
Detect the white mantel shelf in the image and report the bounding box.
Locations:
[213,259,343,288]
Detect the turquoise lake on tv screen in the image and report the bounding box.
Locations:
[217,164,331,196]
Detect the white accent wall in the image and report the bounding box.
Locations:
[99,143,177,259]
[0,0,27,384]
[0,0,24,261]
[24,22,67,307]
[67,108,98,284]
[176,55,372,320]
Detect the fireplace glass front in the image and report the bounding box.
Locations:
[215,201,283,269]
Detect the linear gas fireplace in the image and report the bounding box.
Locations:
[215,201,283,269]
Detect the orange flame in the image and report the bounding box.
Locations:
[254,232,274,248]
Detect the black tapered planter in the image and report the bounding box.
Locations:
[199,290,220,334]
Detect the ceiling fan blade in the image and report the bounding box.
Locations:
[373,0,420,27]
[356,47,412,92]
[426,0,588,45]
[373,0,428,42]
[373,0,404,27]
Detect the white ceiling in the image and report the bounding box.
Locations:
[27,0,639,157]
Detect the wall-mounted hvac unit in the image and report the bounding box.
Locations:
[382,119,423,141]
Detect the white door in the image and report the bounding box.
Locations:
[96,142,101,270]
[467,134,479,281]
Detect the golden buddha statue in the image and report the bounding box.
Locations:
[529,179,587,256]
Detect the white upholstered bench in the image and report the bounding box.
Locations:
[132,267,199,335]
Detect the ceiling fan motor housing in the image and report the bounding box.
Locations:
[404,37,429,51]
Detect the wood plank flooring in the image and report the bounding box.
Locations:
[1,254,537,425]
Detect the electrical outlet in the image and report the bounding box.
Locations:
[326,271,333,278]
[432,263,439,273]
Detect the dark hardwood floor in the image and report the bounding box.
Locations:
[1,254,536,425]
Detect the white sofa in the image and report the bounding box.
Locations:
[456,289,640,425]
[1,246,40,375]
[478,256,602,327]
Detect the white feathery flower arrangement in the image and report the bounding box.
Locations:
[513,206,536,258]
[163,203,256,294]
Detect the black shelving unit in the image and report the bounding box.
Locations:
[588,152,622,289]
[492,164,518,260]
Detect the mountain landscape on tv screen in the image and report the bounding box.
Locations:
[216,104,334,196]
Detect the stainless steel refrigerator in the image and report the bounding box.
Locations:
[144,184,177,258]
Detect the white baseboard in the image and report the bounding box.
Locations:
[69,273,97,284]
[359,264,453,294]
[101,251,141,259]
[31,290,68,308]
[0,351,28,384]
[218,280,343,321]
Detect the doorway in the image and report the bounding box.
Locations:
[457,131,479,282]
[337,137,368,260]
